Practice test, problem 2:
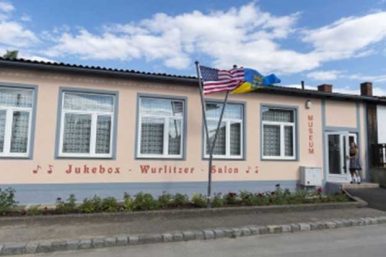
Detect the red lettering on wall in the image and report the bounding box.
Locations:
[307,114,315,154]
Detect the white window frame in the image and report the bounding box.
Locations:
[0,88,34,158]
[58,91,115,158]
[262,107,296,160]
[137,96,185,159]
[204,102,244,160]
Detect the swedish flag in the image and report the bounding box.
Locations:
[231,68,281,94]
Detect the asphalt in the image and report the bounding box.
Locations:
[347,187,386,211]
[0,207,384,244]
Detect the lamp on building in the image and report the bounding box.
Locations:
[305,99,312,109]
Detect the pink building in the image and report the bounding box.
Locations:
[0,57,385,204]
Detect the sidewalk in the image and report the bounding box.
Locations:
[1,201,386,256]
[0,206,384,244]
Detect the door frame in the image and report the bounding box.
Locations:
[325,131,358,183]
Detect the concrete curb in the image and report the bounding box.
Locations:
[342,188,369,207]
[1,215,386,256]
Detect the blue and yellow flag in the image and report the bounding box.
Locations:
[231,68,281,94]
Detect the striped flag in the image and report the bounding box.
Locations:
[199,65,244,94]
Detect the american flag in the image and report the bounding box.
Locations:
[199,66,244,94]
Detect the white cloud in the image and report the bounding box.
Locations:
[45,5,386,73]
[0,21,38,47]
[46,3,321,72]
[307,70,341,81]
[0,1,38,48]
[0,1,14,13]
[348,73,386,83]
[303,12,386,61]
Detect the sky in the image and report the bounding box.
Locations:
[1,0,386,95]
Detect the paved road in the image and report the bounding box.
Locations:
[347,188,386,211]
[25,224,386,257]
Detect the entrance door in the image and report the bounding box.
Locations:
[326,132,357,182]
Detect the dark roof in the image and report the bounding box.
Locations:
[0,57,197,85]
[0,57,385,104]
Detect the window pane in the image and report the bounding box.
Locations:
[207,121,226,155]
[0,88,33,108]
[62,113,91,153]
[262,108,294,122]
[140,117,164,155]
[95,115,111,154]
[63,92,114,112]
[168,119,182,155]
[230,122,241,155]
[206,103,242,119]
[141,98,183,117]
[0,110,6,152]
[284,126,294,156]
[263,125,280,156]
[10,111,30,153]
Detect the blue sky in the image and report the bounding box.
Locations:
[1,0,386,95]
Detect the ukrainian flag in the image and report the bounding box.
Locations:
[231,68,281,94]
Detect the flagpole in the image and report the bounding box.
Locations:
[195,61,212,207]
[207,89,229,202]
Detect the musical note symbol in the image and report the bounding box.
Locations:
[47,165,54,174]
[32,165,42,174]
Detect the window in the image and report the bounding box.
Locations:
[204,102,244,159]
[137,96,185,158]
[58,91,116,158]
[0,86,34,158]
[262,106,296,160]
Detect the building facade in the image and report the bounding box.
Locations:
[0,58,384,204]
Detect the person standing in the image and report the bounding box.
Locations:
[348,142,361,184]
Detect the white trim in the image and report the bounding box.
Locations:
[58,91,115,158]
[326,131,358,182]
[203,104,244,160]
[0,87,34,158]
[261,109,296,160]
[137,97,185,159]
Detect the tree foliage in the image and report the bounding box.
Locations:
[3,50,18,59]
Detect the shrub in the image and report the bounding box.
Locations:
[123,193,134,211]
[26,205,42,216]
[132,192,157,211]
[211,193,224,208]
[224,192,238,205]
[191,193,207,208]
[0,187,17,215]
[255,192,269,206]
[79,195,103,213]
[55,194,77,214]
[158,192,173,209]
[101,197,119,212]
[239,191,257,206]
[172,193,189,208]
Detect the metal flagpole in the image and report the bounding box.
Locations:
[195,61,212,207]
[207,90,229,203]
[195,61,232,207]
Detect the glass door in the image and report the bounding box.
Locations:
[327,133,344,176]
[326,132,358,182]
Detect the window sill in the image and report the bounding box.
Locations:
[56,155,114,160]
[261,157,298,162]
[0,155,31,160]
[135,156,185,160]
[203,156,245,161]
